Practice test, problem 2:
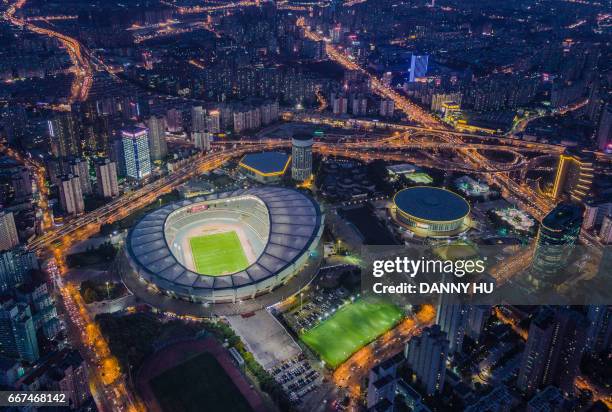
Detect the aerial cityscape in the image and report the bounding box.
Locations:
[0,0,610,411]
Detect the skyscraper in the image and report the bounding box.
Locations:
[404,324,449,396]
[0,212,19,252]
[58,174,85,215]
[48,113,80,158]
[530,202,583,287]
[599,215,612,244]
[192,131,212,151]
[191,106,207,132]
[436,295,468,353]
[0,301,39,362]
[122,126,152,181]
[95,158,119,198]
[291,133,313,181]
[68,158,92,195]
[0,247,38,293]
[551,150,594,201]
[517,307,587,395]
[585,305,612,353]
[409,54,429,82]
[146,115,168,161]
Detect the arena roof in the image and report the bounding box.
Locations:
[239,152,291,176]
[394,186,469,222]
[126,187,322,292]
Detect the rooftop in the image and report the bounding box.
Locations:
[239,152,291,176]
[394,186,470,222]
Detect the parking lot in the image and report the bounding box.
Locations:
[270,354,323,405]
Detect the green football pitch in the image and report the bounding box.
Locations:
[189,231,249,275]
[299,298,404,368]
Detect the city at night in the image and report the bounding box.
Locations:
[0,0,610,411]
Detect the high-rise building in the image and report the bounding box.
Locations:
[191,106,207,132]
[95,158,119,198]
[0,248,38,292]
[58,174,85,215]
[11,167,32,198]
[68,158,92,195]
[0,212,19,252]
[409,54,429,82]
[331,93,348,115]
[291,133,313,182]
[192,131,212,151]
[122,126,152,181]
[585,305,612,353]
[48,113,80,158]
[206,109,221,133]
[599,215,612,244]
[0,301,39,362]
[596,103,612,154]
[517,307,587,395]
[404,324,449,396]
[166,108,183,132]
[530,202,583,287]
[436,295,468,353]
[146,115,168,161]
[379,99,395,117]
[551,150,595,201]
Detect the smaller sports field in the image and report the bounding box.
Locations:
[189,231,249,275]
[300,298,403,368]
[150,352,253,412]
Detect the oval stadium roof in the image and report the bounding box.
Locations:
[126,187,322,292]
[394,186,470,222]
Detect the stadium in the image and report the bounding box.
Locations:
[123,187,323,304]
[392,186,470,237]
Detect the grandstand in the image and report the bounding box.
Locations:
[124,187,324,304]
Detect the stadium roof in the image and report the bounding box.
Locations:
[394,186,469,222]
[126,187,322,292]
[239,152,290,176]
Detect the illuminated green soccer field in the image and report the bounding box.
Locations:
[189,231,249,275]
[300,298,404,368]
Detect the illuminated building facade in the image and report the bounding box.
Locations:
[393,187,470,237]
[551,150,594,201]
[529,202,583,286]
[238,152,291,183]
[291,133,313,182]
[122,126,152,181]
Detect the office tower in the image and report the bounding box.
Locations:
[206,109,221,133]
[191,106,206,132]
[0,301,39,362]
[146,115,167,161]
[58,174,85,215]
[192,131,212,151]
[404,324,449,395]
[530,202,583,287]
[0,247,38,292]
[95,158,119,198]
[11,167,32,198]
[436,294,468,353]
[551,150,595,201]
[291,133,313,181]
[122,126,152,181]
[409,54,429,82]
[599,215,612,244]
[517,307,587,395]
[379,99,395,117]
[585,305,612,353]
[68,158,92,195]
[597,103,612,154]
[0,212,19,252]
[48,113,80,158]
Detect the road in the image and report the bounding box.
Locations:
[3,0,93,102]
